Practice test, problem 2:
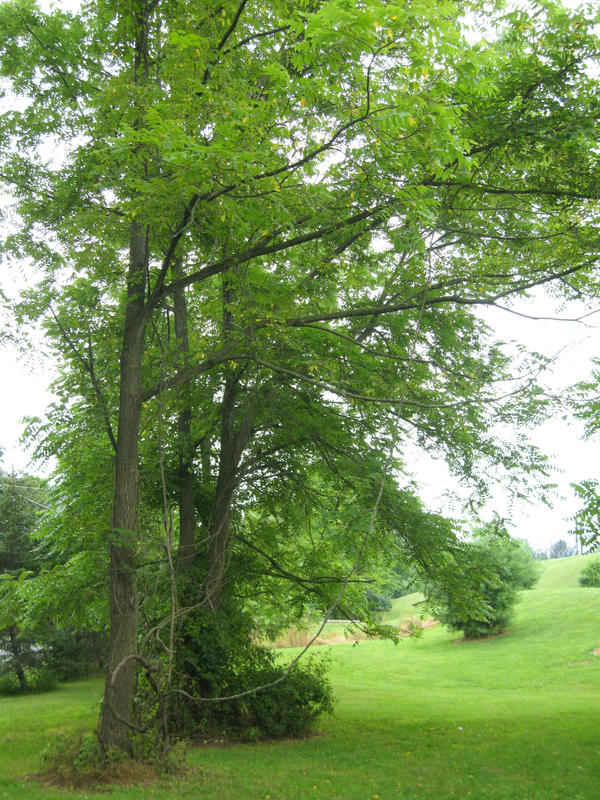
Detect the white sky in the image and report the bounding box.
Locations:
[411,292,599,551]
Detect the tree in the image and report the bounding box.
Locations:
[0,468,46,689]
[427,532,539,639]
[548,539,575,560]
[570,480,600,553]
[1,0,599,748]
[0,466,107,690]
[568,364,600,553]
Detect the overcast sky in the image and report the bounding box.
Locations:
[411,292,599,551]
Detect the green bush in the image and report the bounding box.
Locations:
[42,732,115,775]
[428,533,539,639]
[0,666,58,696]
[366,591,393,613]
[43,628,107,681]
[203,656,333,741]
[579,558,600,587]
[41,730,185,787]
[41,731,126,787]
[157,608,334,741]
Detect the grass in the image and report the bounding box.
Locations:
[2,554,600,799]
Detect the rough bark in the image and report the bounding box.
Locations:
[204,276,256,610]
[172,262,197,572]
[98,221,147,749]
[98,1,151,750]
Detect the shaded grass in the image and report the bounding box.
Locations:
[1,556,599,799]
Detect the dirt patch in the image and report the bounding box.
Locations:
[32,760,185,791]
[591,647,600,656]
[270,627,369,648]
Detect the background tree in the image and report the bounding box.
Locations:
[0,468,47,690]
[548,539,576,560]
[427,531,539,639]
[0,466,107,692]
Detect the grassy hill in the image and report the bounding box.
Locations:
[382,590,427,626]
[1,555,600,800]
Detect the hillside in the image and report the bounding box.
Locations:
[1,554,599,800]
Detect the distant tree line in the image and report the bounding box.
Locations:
[533,539,579,561]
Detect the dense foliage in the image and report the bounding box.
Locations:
[568,369,600,554]
[135,605,333,741]
[0,467,107,693]
[0,468,51,691]
[571,480,600,553]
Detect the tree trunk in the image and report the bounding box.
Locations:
[172,263,196,572]
[204,276,257,610]
[98,221,148,750]
[204,375,238,611]
[8,627,27,691]
[98,1,151,750]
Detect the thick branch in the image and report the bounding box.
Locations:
[237,532,372,587]
[162,204,386,296]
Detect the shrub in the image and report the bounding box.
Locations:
[0,624,105,693]
[0,666,58,696]
[205,655,333,741]
[42,732,128,788]
[40,730,185,788]
[156,607,334,741]
[0,670,20,695]
[43,628,107,681]
[41,732,118,780]
[366,590,392,613]
[579,558,600,587]
[428,533,539,639]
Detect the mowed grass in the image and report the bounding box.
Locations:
[2,555,600,799]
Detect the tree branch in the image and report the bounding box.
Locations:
[201,0,249,84]
[50,308,117,452]
[161,204,386,296]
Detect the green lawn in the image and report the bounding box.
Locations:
[2,555,600,799]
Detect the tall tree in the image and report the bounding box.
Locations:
[1,0,599,748]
